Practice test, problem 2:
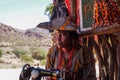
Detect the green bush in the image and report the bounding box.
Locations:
[6,51,10,54]
[21,55,33,63]
[40,59,47,65]
[30,47,48,60]
[13,48,26,58]
[0,49,3,58]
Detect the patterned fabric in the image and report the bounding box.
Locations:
[93,0,120,28]
[45,45,58,69]
[45,45,96,80]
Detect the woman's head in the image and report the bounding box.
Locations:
[56,30,79,49]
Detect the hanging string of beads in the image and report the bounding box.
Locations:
[92,0,120,28]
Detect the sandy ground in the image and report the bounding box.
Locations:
[0,68,22,80]
[0,53,25,68]
[0,48,44,68]
[0,65,45,80]
[0,45,51,69]
[0,52,45,80]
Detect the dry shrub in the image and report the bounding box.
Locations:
[21,55,33,63]
[30,47,47,60]
[13,48,27,58]
[0,49,3,58]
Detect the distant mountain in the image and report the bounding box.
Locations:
[0,23,52,46]
[25,27,52,39]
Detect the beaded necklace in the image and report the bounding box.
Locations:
[58,48,74,70]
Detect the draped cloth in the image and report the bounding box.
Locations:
[93,0,120,28]
[45,45,96,80]
[65,0,80,26]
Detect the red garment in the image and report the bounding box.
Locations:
[58,48,74,70]
[65,0,80,26]
[76,0,80,26]
[65,0,71,15]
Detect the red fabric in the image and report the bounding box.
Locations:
[65,0,80,26]
[58,48,74,70]
[65,0,71,15]
[66,48,74,70]
[76,0,80,26]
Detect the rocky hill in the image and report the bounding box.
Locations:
[0,23,52,46]
[0,23,52,68]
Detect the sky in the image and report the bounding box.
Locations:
[0,0,52,30]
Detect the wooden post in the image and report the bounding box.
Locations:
[79,23,120,38]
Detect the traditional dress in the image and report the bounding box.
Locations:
[45,45,96,80]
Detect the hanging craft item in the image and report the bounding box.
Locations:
[93,0,120,28]
[65,0,80,26]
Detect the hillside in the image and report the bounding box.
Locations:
[0,23,52,46]
[0,23,52,68]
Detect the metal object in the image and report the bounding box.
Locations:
[19,64,62,80]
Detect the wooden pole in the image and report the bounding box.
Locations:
[79,23,120,38]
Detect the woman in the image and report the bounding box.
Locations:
[45,30,96,80]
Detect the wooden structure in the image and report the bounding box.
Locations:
[80,23,120,80]
[65,0,120,80]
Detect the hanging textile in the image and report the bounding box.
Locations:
[93,0,120,28]
[65,0,71,15]
[65,0,80,26]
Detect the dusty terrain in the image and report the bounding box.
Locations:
[0,23,52,68]
[0,46,50,68]
[0,52,22,68]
